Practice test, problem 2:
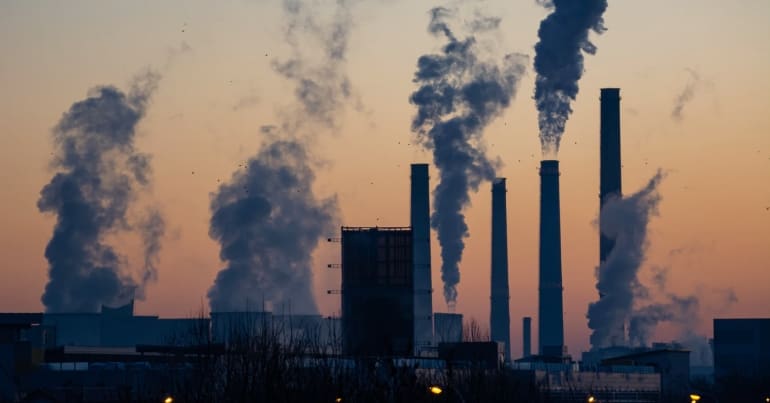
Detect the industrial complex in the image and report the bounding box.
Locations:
[1,89,768,402]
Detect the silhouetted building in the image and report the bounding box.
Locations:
[0,313,44,401]
[41,301,207,348]
[490,178,511,362]
[434,313,463,344]
[341,227,414,356]
[411,163,434,355]
[538,160,565,357]
[438,341,503,369]
[713,318,770,380]
[601,349,690,402]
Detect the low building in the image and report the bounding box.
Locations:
[713,318,770,381]
[601,349,690,402]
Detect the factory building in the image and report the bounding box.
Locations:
[601,349,690,402]
[434,312,463,344]
[713,318,770,380]
[340,226,414,356]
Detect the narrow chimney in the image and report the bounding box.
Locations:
[490,178,511,362]
[523,316,532,357]
[600,88,624,346]
[538,160,565,357]
[411,164,433,355]
[600,88,622,263]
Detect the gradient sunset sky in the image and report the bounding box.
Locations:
[1,0,768,355]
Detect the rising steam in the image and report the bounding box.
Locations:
[671,68,704,122]
[38,71,164,313]
[533,0,608,156]
[208,0,353,313]
[410,6,527,306]
[587,171,664,349]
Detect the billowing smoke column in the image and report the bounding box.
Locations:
[587,171,665,349]
[208,0,352,313]
[208,138,337,313]
[410,7,527,306]
[490,178,511,362]
[534,0,608,156]
[38,71,164,313]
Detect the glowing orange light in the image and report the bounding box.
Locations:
[429,386,443,395]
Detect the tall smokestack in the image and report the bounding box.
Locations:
[599,88,624,346]
[523,316,532,357]
[490,178,511,362]
[538,160,565,357]
[411,164,433,355]
[600,88,622,264]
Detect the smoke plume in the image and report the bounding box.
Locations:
[208,139,337,313]
[671,68,702,122]
[628,294,698,347]
[38,70,163,313]
[533,0,608,156]
[410,7,528,306]
[208,0,353,313]
[587,171,664,349]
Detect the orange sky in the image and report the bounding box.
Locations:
[1,0,769,355]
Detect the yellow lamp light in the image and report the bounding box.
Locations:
[429,386,443,395]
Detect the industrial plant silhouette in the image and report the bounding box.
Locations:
[3,88,767,402]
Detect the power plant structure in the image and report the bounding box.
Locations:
[410,163,433,355]
[0,88,715,402]
[340,226,414,356]
[522,316,532,358]
[599,87,625,347]
[490,178,511,362]
[434,312,463,343]
[538,159,565,357]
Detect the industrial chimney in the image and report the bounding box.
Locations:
[600,88,622,264]
[538,160,565,357]
[490,178,511,362]
[599,88,624,346]
[411,164,433,355]
[522,316,532,358]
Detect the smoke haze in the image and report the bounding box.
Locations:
[38,70,163,313]
[410,6,527,306]
[671,68,704,122]
[533,0,608,156]
[208,0,353,313]
[587,171,664,349]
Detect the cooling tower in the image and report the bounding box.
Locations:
[538,160,565,357]
[600,88,622,264]
[523,316,532,358]
[411,163,433,355]
[490,178,511,362]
